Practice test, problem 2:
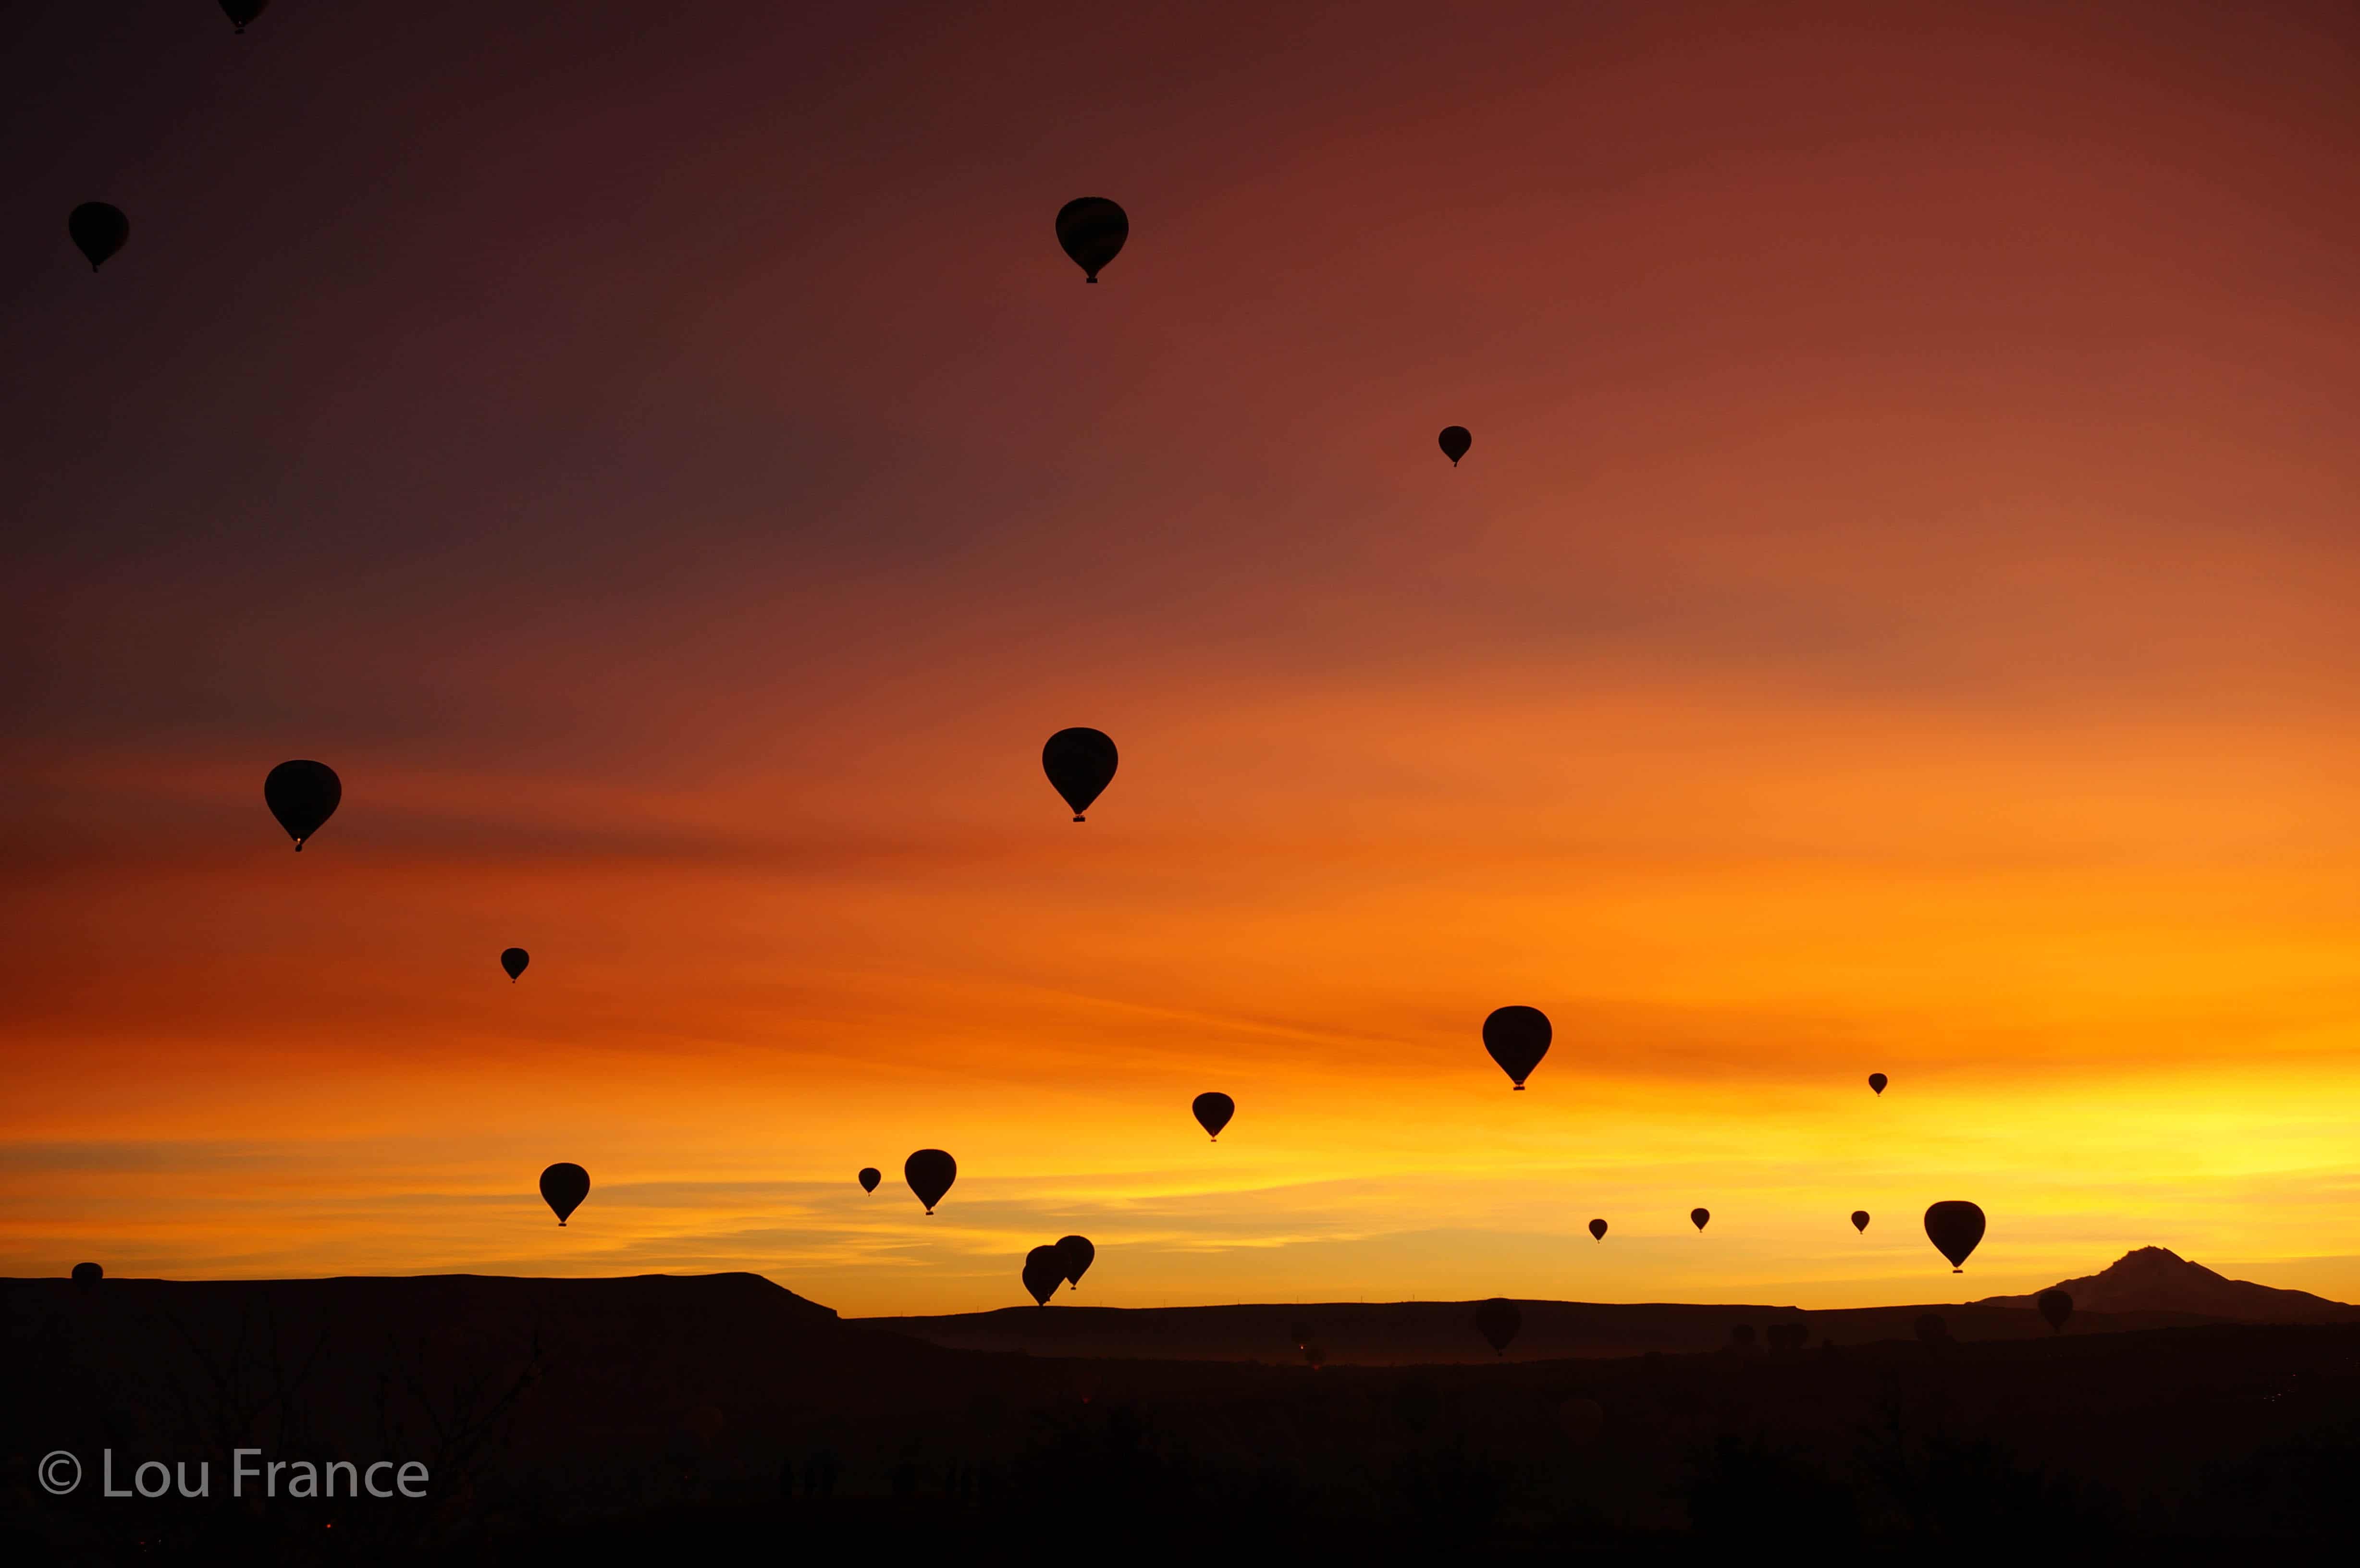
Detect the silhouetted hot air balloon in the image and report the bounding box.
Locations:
[1690,1208,1710,1232]
[1192,1091,1234,1140]
[500,948,529,982]
[69,203,127,271]
[905,1149,956,1213]
[2038,1287,2073,1334]
[221,0,269,32]
[1042,728,1118,821]
[1438,426,1472,466]
[1055,197,1128,282]
[858,1167,881,1193]
[1022,1245,1065,1306]
[1923,1200,1986,1272]
[1056,1234,1095,1290]
[1482,1005,1550,1089]
[1290,1320,1314,1349]
[539,1163,589,1225]
[72,1262,102,1285]
[264,760,341,850]
[1868,1073,1888,1095]
[1851,1210,1870,1233]
[1588,1218,1608,1242]
[1474,1298,1521,1356]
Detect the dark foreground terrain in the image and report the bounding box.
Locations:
[6,1272,2358,1563]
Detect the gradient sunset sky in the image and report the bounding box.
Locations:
[7,0,2360,1316]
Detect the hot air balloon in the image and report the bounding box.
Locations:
[857,1167,881,1193]
[1438,426,1472,466]
[1022,1245,1065,1306]
[1303,1345,1326,1369]
[1851,1210,1870,1233]
[1482,1005,1550,1089]
[1290,1320,1314,1349]
[1690,1208,1710,1232]
[69,203,127,271]
[2037,1288,2073,1334]
[540,1163,590,1225]
[1055,197,1128,282]
[1868,1073,1888,1095]
[1042,728,1118,821]
[905,1149,956,1213]
[221,1,269,31]
[1192,1091,1234,1141]
[71,1262,102,1285]
[1474,1298,1521,1356]
[1923,1200,1985,1272]
[500,948,529,982]
[264,760,341,850]
[1056,1234,1095,1290]
[1588,1218,1608,1242]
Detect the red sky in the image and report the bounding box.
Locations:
[5,0,2360,1314]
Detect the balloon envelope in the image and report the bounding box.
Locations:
[500,947,529,981]
[1481,1005,1550,1089]
[539,1163,590,1225]
[857,1167,881,1193]
[1690,1208,1710,1231]
[69,203,127,270]
[1022,1245,1065,1306]
[1042,727,1118,821]
[264,760,341,850]
[1923,1200,1986,1271]
[2037,1288,2073,1334]
[1055,197,1128,281]
[1438,426,1472,466]
[1851,1210,1870,1233]
[72,1262,102,1284]
[1055,1234,1095,1288]
[905,1149,957,1213]
[1192,1091,1235,1140]
[1474,1298,1521,1355]
[1588,1218,1607,1241]
[1868,1072,1888,1095]
[221,1,269,30]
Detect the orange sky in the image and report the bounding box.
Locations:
[5,0,2360,1315]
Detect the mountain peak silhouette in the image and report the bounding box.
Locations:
[1978,1246,2356,1322]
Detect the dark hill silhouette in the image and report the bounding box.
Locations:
[861,1293,2235,1364]
[1975,1247,2358,1323]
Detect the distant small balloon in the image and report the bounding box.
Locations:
[1056,1234,1095,1289]
[2037,1287,2073,1334]
[1042,727,1119,821]
[1868,1073,1888,1095]
[905,1149,957,1213]
[857,1167,881,1193]
[264,760,341,850]
[69,203,128,271]
[1056,197,1128,282]
[72,1262,102,1285]
[1923,1200,1986,1272]
[1851,1210,1870,1233]
[1290,1319,1314,1349]
[1192,1091,1235,1141]
[1482,1005,1550,1089]
[1690,1208,1710,1232]
[500,947,529,982]
[1474,1297,1521,1356]
[1022,1245,1065,1306]
[1588,1218,1608,1242]
[1438,426,1472,466]
[221,1,270,32]
[539,1163,590,1225]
